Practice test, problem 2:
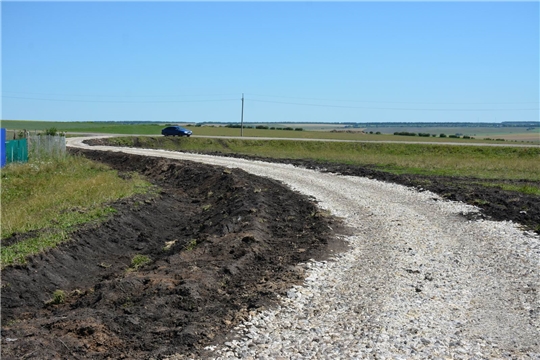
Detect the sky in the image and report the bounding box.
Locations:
[1,1,539,124]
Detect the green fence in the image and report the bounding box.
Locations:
[5,139,28,164]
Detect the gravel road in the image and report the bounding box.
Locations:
[68,138,540,359]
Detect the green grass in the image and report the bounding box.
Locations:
[479,183,540,196]
[106,136,540,181]
[1,155,153,268]
[130,254,151,270]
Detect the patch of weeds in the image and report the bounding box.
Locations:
[4,319,19,327]
[46,290,66,305]
[184,239,198,251]
[202,204,212,211]
[1,232,68,268]
[130,254,151,270]
[121,297,134,308]
[1,206,120,269]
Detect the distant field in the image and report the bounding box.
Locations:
[2,120,537,144]
[363,125,539,141]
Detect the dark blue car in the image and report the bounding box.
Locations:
[161,126,193,137]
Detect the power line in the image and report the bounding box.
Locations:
[247,93,539,106]
[5,91,537,105]
[2,91,239,98]
[4,92,537,111]
[249,99,539,112]
[2,96,238,104]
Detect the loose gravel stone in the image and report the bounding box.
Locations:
[68,138,540,359]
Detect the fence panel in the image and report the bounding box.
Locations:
[28,135,66,160]
[5,139,29,164]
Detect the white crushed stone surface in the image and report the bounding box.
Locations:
[68,138,540,359]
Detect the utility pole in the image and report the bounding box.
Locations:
[241,93,244,137]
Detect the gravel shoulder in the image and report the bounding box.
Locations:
[18,138,539,359]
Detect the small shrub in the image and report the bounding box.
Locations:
[47,289,66,305]
[294,128,303,131]
[131,254,151,270]
[284,127,294,131]
[375,132,381,135]
[439,133,447,138]
[449,135,460,139]
[185,239,197,251]
[44,127,58,136]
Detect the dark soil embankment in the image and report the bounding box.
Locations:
[1,150,346,359]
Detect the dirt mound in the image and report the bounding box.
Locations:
[1,150,346,359]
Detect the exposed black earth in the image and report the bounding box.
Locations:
[1,149,347,359]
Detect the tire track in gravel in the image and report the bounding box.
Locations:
[67,138,539,359]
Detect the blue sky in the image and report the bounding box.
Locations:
[2,1,539,123]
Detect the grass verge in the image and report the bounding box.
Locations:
[1,154,154,268]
